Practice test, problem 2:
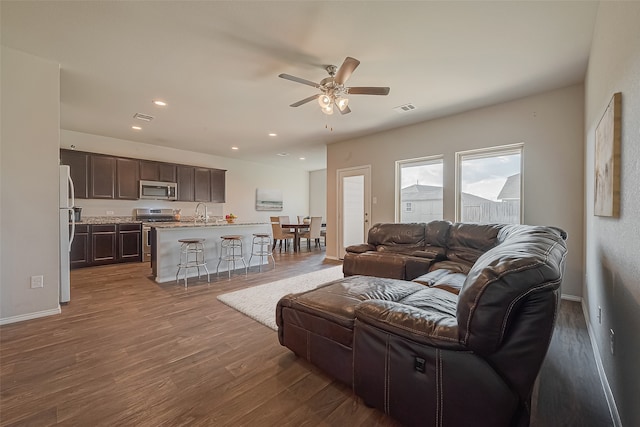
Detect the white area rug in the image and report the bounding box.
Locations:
[217,266,344,331]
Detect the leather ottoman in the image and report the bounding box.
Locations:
[276,275,425,385]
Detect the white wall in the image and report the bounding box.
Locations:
[309,169,327,221]
[61,130,309,223]
[584,3,640,425]
[327,84,585,297]
[1,47,61,323]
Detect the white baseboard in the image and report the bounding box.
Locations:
[581,300,622,427]
[561,293,582,302]
[0,307,61,325]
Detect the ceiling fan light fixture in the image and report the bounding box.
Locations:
[318,94,332,108]
[322,104,334,115]
[336,97,349,111]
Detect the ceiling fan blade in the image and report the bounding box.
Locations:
[334,57,360,85]
[348,86,390,96]
[278,73,321,88]
[290,94,319,107]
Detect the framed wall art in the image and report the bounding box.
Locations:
[594,92,621,217]
[256,188,283,211]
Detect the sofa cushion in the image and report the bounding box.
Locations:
[446,223,504,265]
[354,287,462,349]
[367,222,426,254]
[413,269,467,295]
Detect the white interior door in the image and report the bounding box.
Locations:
[337,166,371,259]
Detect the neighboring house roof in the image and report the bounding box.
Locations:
[401,184,493,203]
[497,173,521,200]
[401,184,442,201]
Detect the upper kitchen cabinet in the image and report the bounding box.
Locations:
[60,149,89,199]
[210,169,226,203]
[177,165,195,201]
[116,158,139,199]
[140,160,176,183]
[194,168,211,202]
[90,155,116,199]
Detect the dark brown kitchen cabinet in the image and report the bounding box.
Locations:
[210,169,226,203]
[60,150,89,199]
[140,160,176,183]
[116,158,139,199]
[91,224,117,265]
[194,168,211,202]
[117,223,142,262]
[70,223,142,268]
[177,165,194,201]
[90,155,116,199]
[69,224,90,268]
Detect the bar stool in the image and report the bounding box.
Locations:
[216,235,248,278]
[249,233,275,272]
[176,238,210,287]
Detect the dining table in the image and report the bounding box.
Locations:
[281,223,310,252]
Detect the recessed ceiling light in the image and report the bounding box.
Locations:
[131,126,142,130]
[231,146,239,150]
[153,100,167,107]
[299,157,306,160]
[276,152,289,157]
[268,133,277,137]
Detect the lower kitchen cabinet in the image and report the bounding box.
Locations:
[70,224,90,268]
[70,223,142,269]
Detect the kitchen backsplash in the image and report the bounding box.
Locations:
[75,199,224,218]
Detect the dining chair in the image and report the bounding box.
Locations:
[270,216,294,251]
[299,216,323,249]
[279,215,294,233]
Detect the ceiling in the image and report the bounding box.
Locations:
[1,1,599,171]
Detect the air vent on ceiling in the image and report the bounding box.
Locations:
[393,103,417,113]
[276,152,290,157]
[133,112,154,122]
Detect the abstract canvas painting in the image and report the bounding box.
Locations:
[256,188,283,211]
[594,92,621,217]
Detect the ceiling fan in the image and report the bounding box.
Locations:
[278,56,390,115]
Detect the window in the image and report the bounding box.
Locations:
[396,156,443,223]
[455,144,523,224]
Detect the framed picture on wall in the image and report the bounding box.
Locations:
[256,188,283,211]
[594,92,621,217]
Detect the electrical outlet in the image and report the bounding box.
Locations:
[610,329,615,355]
[106,210,114,215]
[598,306,602,324]
[30,275,44,289]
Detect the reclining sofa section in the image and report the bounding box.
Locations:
[276,222,568,427]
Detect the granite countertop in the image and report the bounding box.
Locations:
[151,221,268,229]
[74,216,141,225]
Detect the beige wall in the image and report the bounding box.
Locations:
[584,3,640,425]
[61,130,309,224]
[309,169,327,221]
[327,84,585,297]
[1,47,61,323]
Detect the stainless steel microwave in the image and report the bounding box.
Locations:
[139,180,177,200]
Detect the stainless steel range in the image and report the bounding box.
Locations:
[135,208,178,261]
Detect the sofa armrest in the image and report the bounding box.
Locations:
[354,297,464,350]
[345,243,375,254]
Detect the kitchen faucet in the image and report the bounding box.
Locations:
[195,202,208,223]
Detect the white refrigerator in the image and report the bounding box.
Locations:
[59,165,75,303]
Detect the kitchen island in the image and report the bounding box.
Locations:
[151,221,271,283]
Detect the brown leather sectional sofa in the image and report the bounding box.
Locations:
[277,222,568,426]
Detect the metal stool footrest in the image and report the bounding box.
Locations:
[249,233,275,272]
[216,235,248,278]
[176,238,210,287]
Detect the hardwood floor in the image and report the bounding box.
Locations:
[0,250,611,426]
